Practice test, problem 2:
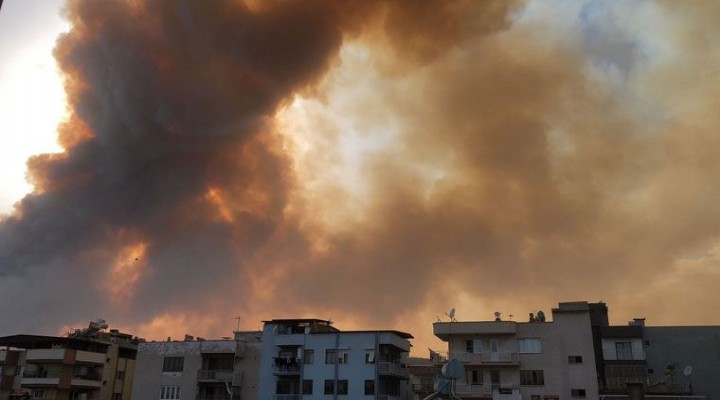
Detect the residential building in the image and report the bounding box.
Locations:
[589,302,719,400]
[258,319,413,399]
[130,331,262,400]
[0,324,138,400]
[0,349,24,400]
[433,302,599,400]
[406,356,440,400]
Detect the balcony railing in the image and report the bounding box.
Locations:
[377,395,402,400]
[454,351,519,365]
[455,383,489,396]
[378,362,409,378]
[197,369,234,381]
[272,365,300,375]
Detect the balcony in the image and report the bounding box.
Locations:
[272,395,301,400]
[70,378,102,388]
[272,365,300,375]
[455,383,490,396]
[74,351,106,365]
[434,321,517,340]
[197,369,234,382]
[25,349,67,363]
[378,362,409,379]
[454,351,519,366]
[377,395,402,400]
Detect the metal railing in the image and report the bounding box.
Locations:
[377,362,409,378]
[455,383,488,395]
[272,365,300,374]
[197,369,234,381]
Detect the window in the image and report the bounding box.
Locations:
[117,371,126,380]
[643,340,650,346]
[490,370,500,386]
[616,342,633,360]
[364,380,375,395]
[325,350,336,364]
[466,369,483,384]
[160,386,181,400]
[302,380,313,394]
[162,357,184,372]
[304,349,314,365]
[112,394,122,400]
[337,380,348,395]
[647,368,654,374]
[32,390,44,399]
[365,349,375,363]
[531,396,541,400]
[337,350,348,364]
[568,356,583,364]
[520,370,545,386]
[571,389,586,397]
[518,338,542,354]
[465,339,482,353]
[324,380,334,395]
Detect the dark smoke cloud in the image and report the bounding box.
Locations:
[2,0,719,352]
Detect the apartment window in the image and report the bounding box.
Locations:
[466,369,483,384]
[531,396,541,400]
[365,380,375,395]
[490,370,500,386]
[337,380,348,395]
[325,350,336,364]
[302,380,313,394]
[644,340,650,346]
[518,338,542,354]
[365,349,376,363]
[162,357,184,372]
[304,349,314,365]
[568,356,583,364]
[112,394,122,400]
[117,371,126,380]
[32,390,44,399]
[520,370,545,386]
[647,368,654,375]
[160,386,181,400]
[337,350,348,364]
[571,389,586,397]
[616,342,633,360]
[465,339,482,353]
[324,380,334,395]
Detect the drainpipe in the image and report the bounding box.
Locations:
[334,332,339,400]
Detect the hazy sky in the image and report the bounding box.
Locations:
[1,0,719,354]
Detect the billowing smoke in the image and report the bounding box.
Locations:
[2,0,720,351]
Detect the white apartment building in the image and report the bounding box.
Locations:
[258,319,413,400]
[130,332,262,400]
[433,302,599,400]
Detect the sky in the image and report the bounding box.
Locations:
[1,0,719,355]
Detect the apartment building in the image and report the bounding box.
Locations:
[0,328,137,400]
[258,319,413,399]
[433,302,599,400]
[589,302,719,400]
[130,331,262,400]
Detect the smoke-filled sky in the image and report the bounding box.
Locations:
[1,0,720,353]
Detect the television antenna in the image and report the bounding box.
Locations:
[446,308,456,322]
[230,316,241,332]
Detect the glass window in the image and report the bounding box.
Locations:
[304,349,314,365]
[616,342,633,360]
[466,369,483,384]
[302,380,313,394]
[337,380,348,395]
[571,389,586,397]
[365,349,375,363]
[338,350,348,364]
[324,380,334,395]
[364,380,375,395]
[518,338,542,354]
[520,370,545,386]
[325,350,336,364]
[160,386,181,400]
[162,357,184,372]
[568,356,583,364]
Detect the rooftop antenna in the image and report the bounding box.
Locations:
[446,308,456,322]
[509,314,514,321]
[230,316,241,332]
[494,311,502,321]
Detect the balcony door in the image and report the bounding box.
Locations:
[490,339,500,361]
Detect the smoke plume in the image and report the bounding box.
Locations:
[1,0,720,351]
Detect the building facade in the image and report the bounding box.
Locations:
[258,319,413,399]
[433,302,599,400]
[130,331,262,400]
[0,329,137,400]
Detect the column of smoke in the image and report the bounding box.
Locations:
[2,0,720,342]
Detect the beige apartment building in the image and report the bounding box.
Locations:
[433,302,599,400]
[0,328,138,400]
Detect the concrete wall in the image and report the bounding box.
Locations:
[131,341,204,400]
[644,326,720,400]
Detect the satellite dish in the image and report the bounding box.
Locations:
[446,308,457,322]
[684,366,693,376]
[442,359,465,380]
